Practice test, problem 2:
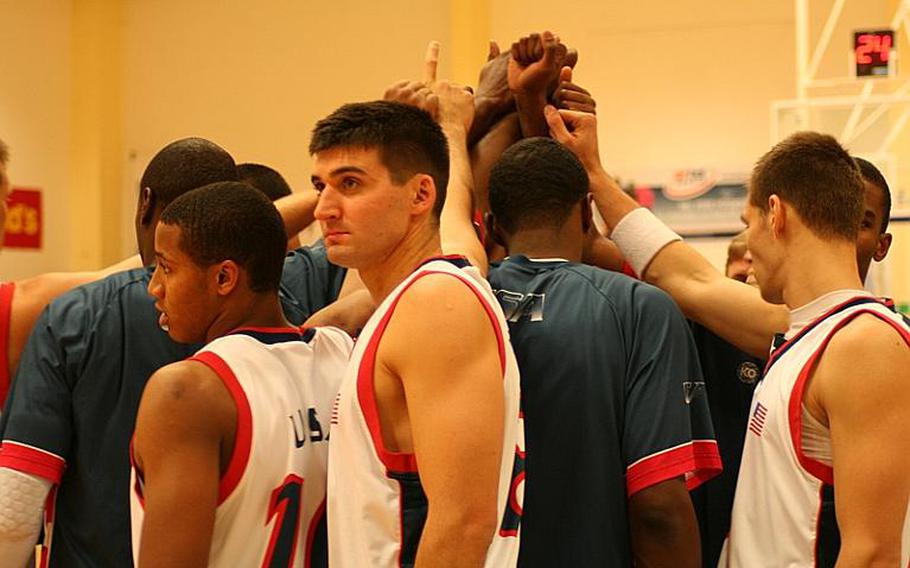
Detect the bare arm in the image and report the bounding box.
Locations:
[133,362,234,568]
[274,190,320,250]
[470,113,520,219]
[629,477,700,568]
[384,47,488,274]
[383,276,504,567]
[508,32,570,138]
[468,42,514,148]
[817,317,910,567]
[545,106,786,358]
[303,289,374,337]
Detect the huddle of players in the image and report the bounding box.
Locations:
[0,31,907,568]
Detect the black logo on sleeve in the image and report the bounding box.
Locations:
[683,381,706,404]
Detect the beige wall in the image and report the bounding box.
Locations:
[0,1,72,281]
[119,0,454,253]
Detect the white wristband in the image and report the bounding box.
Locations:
[609,208,682,277]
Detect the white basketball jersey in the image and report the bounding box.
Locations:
[722,296,910,567]
[327,257,524,567]
[131,326,353,567]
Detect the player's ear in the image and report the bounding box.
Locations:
[137,187,155,225]
[214,261,240,296]
[767,194,786,237]
[581,194,594,233]
[412,174,436,216]
[874,232,893,262]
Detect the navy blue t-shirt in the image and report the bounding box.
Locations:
[687,322,764,568]
[487,256,721,567]
[0,243,344,567]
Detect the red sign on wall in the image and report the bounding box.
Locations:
[4,188,42,249]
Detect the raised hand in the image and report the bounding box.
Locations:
[383,41,475,134]
[384,80,440,119]
[544,104,601,171]
[553,66,596,114]
[469,41,514,146]
[507,31,568,97]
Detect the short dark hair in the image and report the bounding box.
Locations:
[309,101,449,218]
[159,182,287,293]
[140,138,237,210]
[237,163,293,201]
[488,137,589,234]
[749,132,863,241]
[854,156,892,232]
[0,138,8,165]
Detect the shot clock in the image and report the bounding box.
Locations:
[854,30,895,77]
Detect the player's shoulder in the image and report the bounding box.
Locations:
[310,325,354,356]
[561,262,681,316]
[145,358,226,408]
[828,310,909,359]
[46,267,151,319]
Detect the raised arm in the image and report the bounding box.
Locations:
[468,42,515,148]
[382,275,505,566]
[274,189,320,250]
[508,31,573,138]
[545,106,787,358]
[384,44,487,273]
[133,361,235,568]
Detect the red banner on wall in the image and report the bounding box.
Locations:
[4,188,42,249]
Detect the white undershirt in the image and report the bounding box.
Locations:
[787,289,871,466]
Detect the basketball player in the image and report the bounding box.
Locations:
[484,137,720,566]
[131,182,351,567]
[311,84,523,565]
[0,139,143,404]
[0,138,345,567]
[238,162,303,249]
[546,106,910,566]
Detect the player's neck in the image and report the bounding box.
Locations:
[505,227,583,262]
[359,226,443,302]
[781,238,864,310]
[204,293,291,343]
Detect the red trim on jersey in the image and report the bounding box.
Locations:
[230,325,304,335]
[38,484,58,568]
[0,440,66,484]
[0,282,15,406]
[357,268,508,474]
[304,498,326,568]
[625,440,722,497]
[190,351,254,505]
[789,308,910,486]
[765,295,882,373]
[620,261,639,279]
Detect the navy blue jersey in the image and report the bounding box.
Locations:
[687,322,764,568]
[487,256,721,567]
[0,243,344,567]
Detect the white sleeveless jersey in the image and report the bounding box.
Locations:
[722,296,910,567]
[131,326,353,568]
[327,257,524,567]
